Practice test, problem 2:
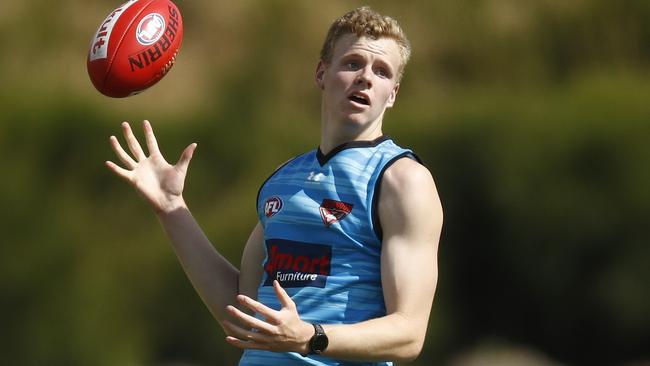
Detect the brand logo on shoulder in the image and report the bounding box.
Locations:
[319,199,353,227]
[264,196,283,218]
[264,240,332,288]
[136,13,165,45]
[307,171,326,182]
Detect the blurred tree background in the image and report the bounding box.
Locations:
[0,0,648,365]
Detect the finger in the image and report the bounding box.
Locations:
[225,336,269,351]
[226,305,276,334]
[273,280,296,310]
[105,160,132,182]
[109,135,137,169]
[222,319,273,342]
[142,120,161,156]
[175,143,197,174]
[236,295,281,324]
[121,121,146,161]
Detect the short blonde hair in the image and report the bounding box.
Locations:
[320,7,411,81]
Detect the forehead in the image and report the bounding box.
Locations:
[331,33,401,68]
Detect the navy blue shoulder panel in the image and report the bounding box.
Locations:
[371,152,423,241]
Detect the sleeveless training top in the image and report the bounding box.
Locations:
[239,136,419,366]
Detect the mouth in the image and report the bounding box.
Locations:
[348,92,370,106]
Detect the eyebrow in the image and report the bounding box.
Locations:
[375,59,394,72]
[340,51,364,60]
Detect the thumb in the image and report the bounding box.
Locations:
[273,280,296,310]
[176,143,197,174]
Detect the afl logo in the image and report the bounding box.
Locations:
[264,196,283,218]
[136,13,165,46]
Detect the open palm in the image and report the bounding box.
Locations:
[106,120,196,213]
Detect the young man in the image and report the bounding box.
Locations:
[106,7,442,366]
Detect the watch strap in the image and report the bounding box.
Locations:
[308,323,328,355]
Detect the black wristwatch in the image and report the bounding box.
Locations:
[308,323,329,355]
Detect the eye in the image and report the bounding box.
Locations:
[344,61,361,70]
[375,66,391,78]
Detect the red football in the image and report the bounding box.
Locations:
[87,0,183,98]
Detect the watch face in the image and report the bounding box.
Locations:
[312,334,329,353]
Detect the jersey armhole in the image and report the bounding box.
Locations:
[255,153,306,213]
[371,152,423,242]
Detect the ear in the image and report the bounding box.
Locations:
[315,61,326,90]
[386,83,400,108]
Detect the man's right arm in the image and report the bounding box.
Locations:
[156,204,237,325]
[157,208,265,326]
[238,223,266,302]
[106,120,265,328]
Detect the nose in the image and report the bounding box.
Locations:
[354,67,373,88]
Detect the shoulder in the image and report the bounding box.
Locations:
[264,150,314,180]
[278,150,315,168]
[379,157,443,234]
[382,157,437,200]
[256,150,313,206]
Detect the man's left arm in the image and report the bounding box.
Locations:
[223,157,443,362]
[320,157,442,362]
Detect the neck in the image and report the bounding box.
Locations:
[319,122,383,155]
[319,109,385,155]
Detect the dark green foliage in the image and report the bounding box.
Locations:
[0,1,648,365]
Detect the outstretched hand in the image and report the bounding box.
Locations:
[223,280,314,355]
[106,120,197,213]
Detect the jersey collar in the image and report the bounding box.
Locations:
[316,135,391,166]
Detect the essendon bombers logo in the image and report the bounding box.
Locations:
[264,239,331,288]
[264,196,283,218]
[319,199,353,227]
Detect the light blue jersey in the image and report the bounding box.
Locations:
[240,136,419,366]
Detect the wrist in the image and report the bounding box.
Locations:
[155,195,187,216]
[298,321,314,355]
[301,323,329,356]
